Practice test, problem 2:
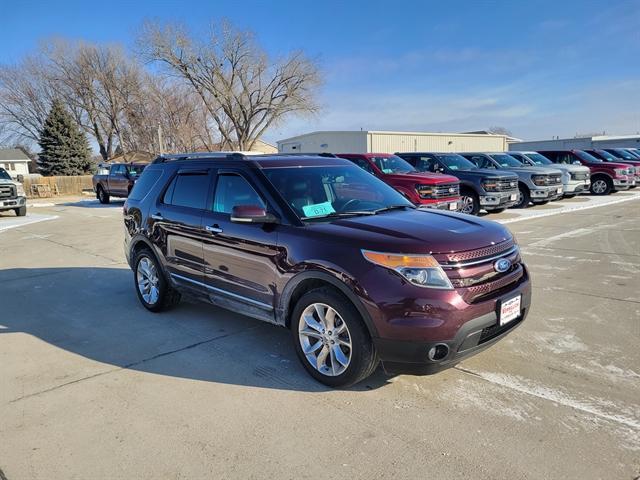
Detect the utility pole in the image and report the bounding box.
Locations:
[157,124,164,155]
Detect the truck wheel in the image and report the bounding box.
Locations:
[460,190,480,215]
[292,287,378,388]
[590,176,612,195]
[133,248,181,312]
[515,184,531,208]
[15,206,27,217]
[97,186,110,204]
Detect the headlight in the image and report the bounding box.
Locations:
[614,168,627,176]
[16,183,25,196]
[482,181,498,192]
[531,175,548,186]
[415,184,434,199]
[362,250,453,289]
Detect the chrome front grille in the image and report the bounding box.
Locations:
[496,179,517,191]
[440,239,515,265]
[548,175,562,185]
[0,184,16,199]
[433,183,460,198]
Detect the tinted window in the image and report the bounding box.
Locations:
[437,154,477,170]
[370,155,416,174]
[490,154,523,168]
[128,169,162,201]
[0,168,10,180]
[415,155,439,173]
[213,174,265,214]
[345,157,375,174]
[111,165,124,175]
[163,172,209,209]
[523,153,553,165]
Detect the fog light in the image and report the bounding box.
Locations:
[428,343,449,361]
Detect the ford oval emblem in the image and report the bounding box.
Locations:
[494,258,511,273]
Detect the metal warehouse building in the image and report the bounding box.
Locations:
[277,130,511,154]
[509,134,640,151]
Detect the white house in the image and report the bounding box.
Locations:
[0,148,31,179]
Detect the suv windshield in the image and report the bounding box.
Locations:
[490,154,523,168]
[524,152,553,165]
[0,168,11,180]
[370,155,416,174]
[263,164,413,221]
[575,151,602,162]
[437,154,477,170]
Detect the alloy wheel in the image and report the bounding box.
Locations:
[137,257,160,305]
[298,303,352,376]
[460,196,475,214]
[592,179,607,194]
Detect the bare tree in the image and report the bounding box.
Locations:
[138,20,322,150]
[488,126,514,137]
[0,55,55,144]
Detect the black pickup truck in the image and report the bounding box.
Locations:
[395,152,519,215]
[92,163,147,204]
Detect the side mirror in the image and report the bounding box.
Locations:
[231,205,279,224]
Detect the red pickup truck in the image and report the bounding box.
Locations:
[337,153,461,211]
[540,150,633,195]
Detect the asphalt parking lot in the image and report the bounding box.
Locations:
[1,194,638,479]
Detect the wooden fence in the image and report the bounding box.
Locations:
[23,175,94,197]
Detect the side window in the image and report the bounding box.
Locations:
[110,165,122,176]
[213,173,266,214]
[162,172,210,210]
[416,156,438,173]
[347,157,375,174]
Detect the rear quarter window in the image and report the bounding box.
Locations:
[128,169,163,201]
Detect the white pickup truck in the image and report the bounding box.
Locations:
[0,167,27,216]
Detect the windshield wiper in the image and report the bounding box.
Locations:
[372,205,415,214]
[301,211,376,221]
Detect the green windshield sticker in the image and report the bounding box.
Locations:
[302,201,335,217]
[382,168,394,174]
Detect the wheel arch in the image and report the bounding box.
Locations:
[278,270,379,338]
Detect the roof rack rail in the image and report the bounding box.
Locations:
[151,152,248,164]
[272,152,338,158]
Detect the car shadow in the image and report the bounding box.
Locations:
[60,199,126,208]
[0,267,392,393]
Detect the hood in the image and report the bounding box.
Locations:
[452,168,518,180]
[308,209,512,254]
[540,163,589,174]
[383,171,459,185]
[595,161,636,170]
[0,178,18,186]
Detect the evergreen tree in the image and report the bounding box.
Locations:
[38,99,91,176]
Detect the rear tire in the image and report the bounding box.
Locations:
[590,176,612,195]
[291,287,378,388]
[15,206,27,216]
[133,248,181,312]
[97,186,110,204]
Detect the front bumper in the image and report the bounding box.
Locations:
[479,191,518,209]
[564,179,590,195]
[369,266,532,375]
[417,199,460,211]
[531,185,563,202]
[0,196,26,210]
[613,178,631,190]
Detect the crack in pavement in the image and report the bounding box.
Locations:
[8,326,259,404]
[531,285,640,304]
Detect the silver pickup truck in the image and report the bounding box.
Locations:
[509,151,590,198]
[0,167,27,216]
[460,152,564,208]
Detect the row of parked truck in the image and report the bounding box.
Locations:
[91,147,640,217]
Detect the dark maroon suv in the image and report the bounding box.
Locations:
[123,153,531,387]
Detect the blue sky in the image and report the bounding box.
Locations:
[4,0,640,143]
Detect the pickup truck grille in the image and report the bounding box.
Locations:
[570,172,589,181]
[548,174,562,185]
[495,179,518,191]
[0,184,16,199]
[432,183,460,198]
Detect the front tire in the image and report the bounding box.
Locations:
[459,190,480,215]
[133,248,181,312]
[515,184,531,208]
[291,287,378,388]
[590,176,612,195]
[15,206,27,216]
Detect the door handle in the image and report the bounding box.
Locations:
[205,225,223,234]
[151,213,163,220]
